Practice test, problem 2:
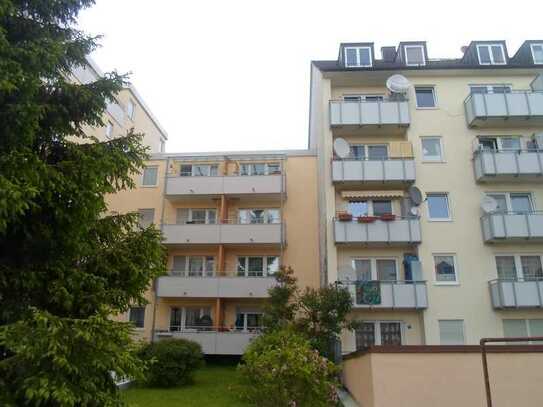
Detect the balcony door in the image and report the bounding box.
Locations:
[352,258,398,281]
[496,255,543,281]
[487,193,533,214]
[355,321,403,348]
[169,307,212,331]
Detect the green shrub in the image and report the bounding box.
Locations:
[238,329,339,407]
[138,338,203,387]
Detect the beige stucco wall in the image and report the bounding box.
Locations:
[343,350,543,407]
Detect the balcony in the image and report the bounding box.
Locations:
[329,99,410,135]
[165,174,285,197]
[154,330,258,355]
[156,272,276,298]
[162,222,284,245]
[332,158,416,185]
[464,91,543,128]
[340,280,427,309]
[481,212,543,243]
[489,279,543,308]
[473,149,543,182]
[334,217,421,245]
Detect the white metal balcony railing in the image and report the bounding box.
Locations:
[464,90,543,128]
[489,279,543,308]
[165,174,285,196]
[481,211,543,242]
[162,221,285,245]
[340,280,428,309]
[156,271,276,298]
[154,328,259,355]
[334,216,422,245]
[329,99,410,128]
[332,158,416,184]
[473,149,543,181]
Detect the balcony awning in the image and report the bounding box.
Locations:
[341,190,404,199]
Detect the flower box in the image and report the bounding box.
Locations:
[358,216,378,223]
[337,212,353,222]
[380,214,396,221]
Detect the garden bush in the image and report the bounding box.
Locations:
[238,329,339,406]
[138,338,203,387]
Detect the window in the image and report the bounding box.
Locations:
[355,321,403,348]
[142,166,158,186]
[170,307,212,331]
[343,94,384,102]
[404,45,426,66]
[520,256,543,280]
[176,208,217,225]
[495,256,517,280]
[105,121,113,139]
[237,256,279,277]
[415,87,437,108]
[421,137,444,162]
[235,311,264,331]
[433,254,458,284]
[352,258,398,281]
[372,200,393,216]
[486,193,533,214]
[531,44,543,64]
[495,255,543,281]
[344,46,372,68]
[129,307,145,328]
[470,84,512,94]
[127,99,135,120]
[476,44,506,65]
[348,200,392,217]
[238,208,280,224]
[239,162,281,176]
[138,208,155,228]
[348,144,388,160]
[171,255,215,277]
[478,136,521,152]
[427,193,451,220]
[179,164,219,177]
[503,319,543,343]
[439,320,465,344]
[160,140,166,153]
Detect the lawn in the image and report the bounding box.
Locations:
[122,364,251,407]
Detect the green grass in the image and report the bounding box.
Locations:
[122,364,250,407]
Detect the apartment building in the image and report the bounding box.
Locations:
[309,40,543,352]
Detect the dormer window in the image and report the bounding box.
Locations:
[531,44,543,65]
[404,45,426,66]
[344,46,372,68]
[476,44,506,65]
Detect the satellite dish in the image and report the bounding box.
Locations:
[386,74,411,94]
[410,207,420,217]
[333,138,350,159]
[481,196,498,213]
[408,186,424,206]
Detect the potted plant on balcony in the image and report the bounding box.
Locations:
[380,213,396,221]
[358,215,378,223]
[337,212,353,222]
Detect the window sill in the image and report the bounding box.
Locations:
[427,218,453,222]
[416,107,439,110]
[434,282,460,286]
[422,160,446,164]
[141,185,159,188]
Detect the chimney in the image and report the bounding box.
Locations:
[381,46,397,62]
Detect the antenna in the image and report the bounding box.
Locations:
[386,74,411,94]
[408,186,424,206]
[481,196,498,213]
[333,138,350,159]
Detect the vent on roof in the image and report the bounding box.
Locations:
[381,47,396,62]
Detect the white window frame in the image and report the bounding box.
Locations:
[238,208,280,224]
[503,319,543,342]
[348,199,394,217]
[531,43,543,65]
[236,256,279,277]
[432,253,459,285]
[138,208,155,228]
[485,192,534,213]
[343,94,385,102]
[169,306,211,331]
[351,257,399,281]
[141,166,158,187]
[170,255,215,277]
[476,44,507,65]
[469,84,513,94]
[186,208,217,225]
[356,320,406,346]
[239,162,281,176]
[404,45,426,66]
[349,144,389,160]
[235,311,264,332]
[414,86,437,109]
[180,164,219,177]
[105,120,113,139]
[420,136,444,162]
[477,136,522,151]
[128,306,145,329]
[426,192,452,221]
[127,99,135,120]
[344,46,373,68]
[494,254,543,281]
[438,319,465,345]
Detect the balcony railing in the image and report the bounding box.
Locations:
[464,90,543,128]
[165,174,285,196]
[473,149,543,182]
[341,280,427,309]
[162,221,285,245]
[332,158,416,184]
[154,328,259,355]
[334,216,421,245]
[156,272,276,298]
[329,99,410,131]
[481,211,543,242]
[489,278,543,308]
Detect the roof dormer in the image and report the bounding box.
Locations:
[396,42,428,66]
[461,41,509,66]
[338,43,375,68]
[510,40,543,66]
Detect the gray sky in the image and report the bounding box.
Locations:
[79,0,542,153]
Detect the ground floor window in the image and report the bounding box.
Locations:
[129,306,145,329]
[235,311,263,332]
[170,307,212,331]
[503,319,543,343]
[355,321,403,348]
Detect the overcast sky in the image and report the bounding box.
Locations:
[79,0,542,153]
